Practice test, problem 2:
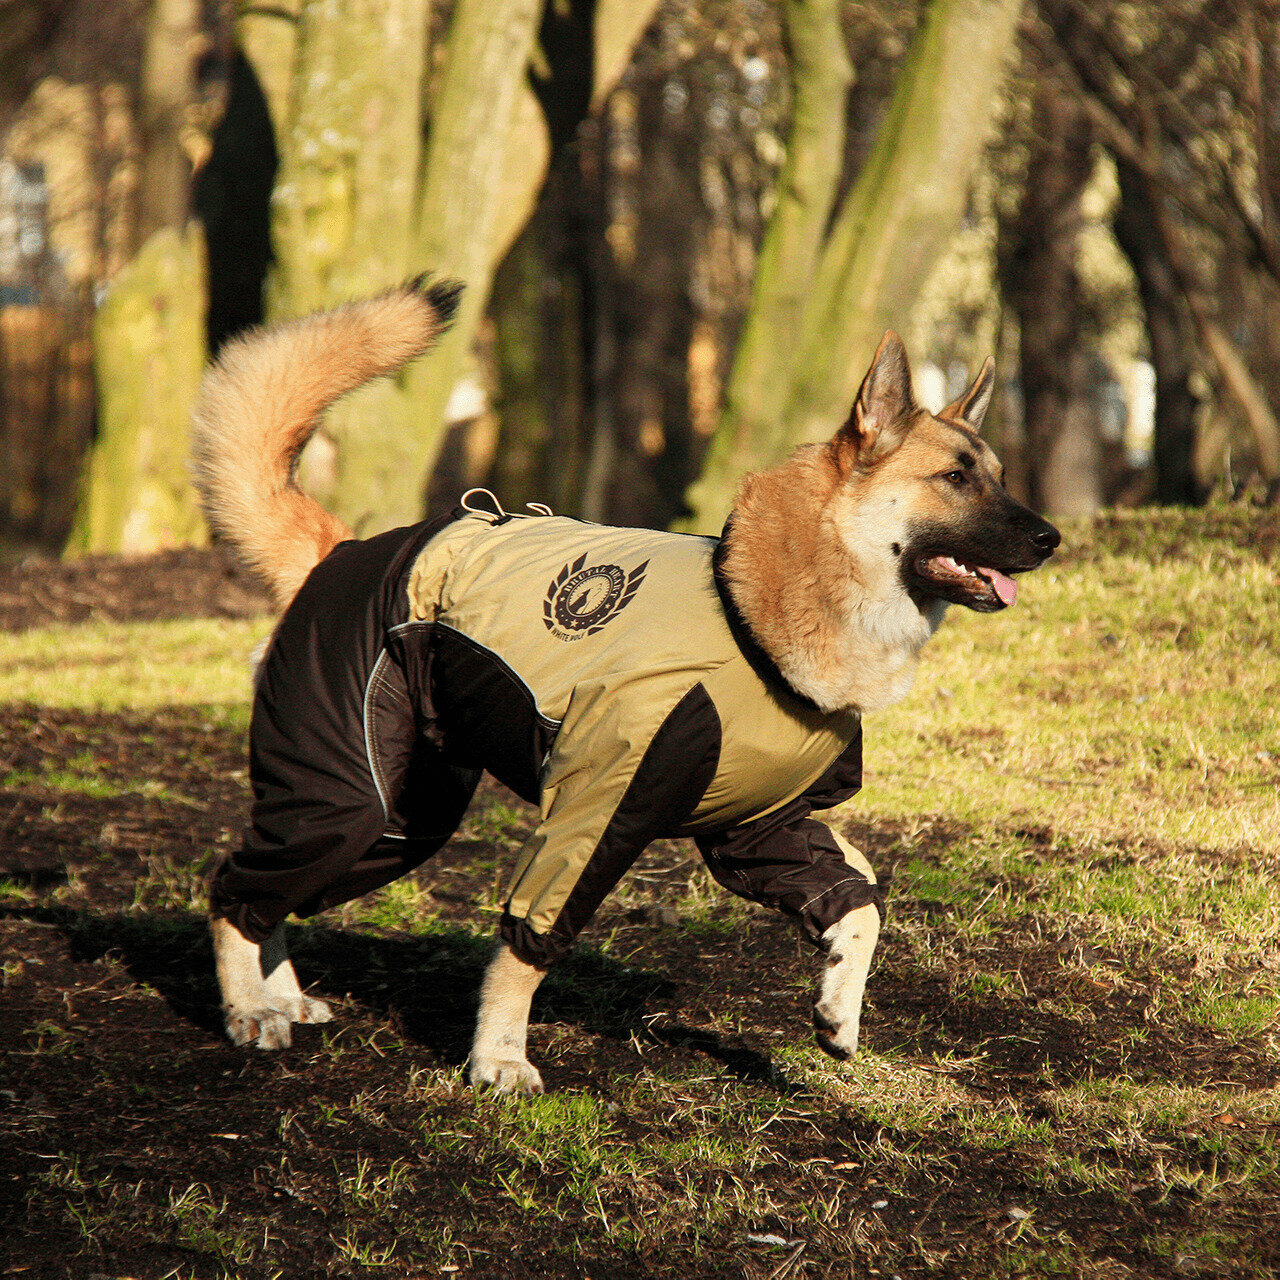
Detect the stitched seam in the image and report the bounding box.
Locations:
[372,669,411,709]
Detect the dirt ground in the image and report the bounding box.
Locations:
[1,546,1278,1279]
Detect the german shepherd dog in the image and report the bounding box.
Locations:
[192,280,1058,1093]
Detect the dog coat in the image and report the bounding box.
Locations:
[211,503,884,966]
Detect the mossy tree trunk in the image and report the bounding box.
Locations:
[259,0,435,529]
[69,0,209,555]
[682,0,852,525]
[683,0,1021,532]
[387,0,548,532]
[68,228,209,554]
[263,0,661,535]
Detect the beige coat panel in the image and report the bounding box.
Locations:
[407,512,860,935]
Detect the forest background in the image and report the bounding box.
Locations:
[0,0,1278,559]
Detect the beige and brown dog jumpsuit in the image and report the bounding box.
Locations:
[211,503,883,966]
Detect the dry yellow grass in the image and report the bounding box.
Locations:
[863,514,1279,851]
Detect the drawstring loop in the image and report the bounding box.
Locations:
[459,489,554,525]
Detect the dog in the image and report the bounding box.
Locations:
[192,278,1059,1094]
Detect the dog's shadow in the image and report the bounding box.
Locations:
[51,909,789,1087]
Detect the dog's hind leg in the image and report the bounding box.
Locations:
[212,918,331,1050]
[469,942,547,1095]
[812,833,881,1060]
[260,924,334,1030]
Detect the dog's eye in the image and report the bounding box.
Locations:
[944,469,966,486]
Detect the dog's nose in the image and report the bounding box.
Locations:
[1032,522,1061,556]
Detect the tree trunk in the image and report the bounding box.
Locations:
[1111,155,1202,505]
[683,0,1022,532]
[262,0,434,529]
[266,0,429,321]
[788,0,1021,438]
[233,0,301,143]
[136,0,201,244]
[488,178,589,518]
[401,0,662,532]
[1001,77,1099,518]
[682,0,851,527]
[1138,160,1280,499]
[69,0,209,554]
[264,0,660,533]
[67,228,209,554]
[391,0,548,530]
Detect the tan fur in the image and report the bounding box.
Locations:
[813,832,880,1057]
[816,903,880,1056]
[191,283,455,608]
[211,918,333,1050]
[469,943,548,1094]
[718,337,1011,714]
[721,445,938,713]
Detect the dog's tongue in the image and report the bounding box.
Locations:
[984,568,1018,606]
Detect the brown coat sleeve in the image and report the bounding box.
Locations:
[694,737,884,947]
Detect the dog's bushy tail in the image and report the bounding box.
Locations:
[191,277,462,608]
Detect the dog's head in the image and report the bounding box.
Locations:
[828,332,1060,614]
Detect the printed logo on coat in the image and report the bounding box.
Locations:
[543,554,649,641]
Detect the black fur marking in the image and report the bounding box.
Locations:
[815,1031,851,1062]
[891,542,902,556]
[813,1009,838,1034]
[424,278,464,326]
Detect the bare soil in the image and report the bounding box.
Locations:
[1,547,1277,1279]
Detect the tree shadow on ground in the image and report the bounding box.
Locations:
[21,907,798,1088]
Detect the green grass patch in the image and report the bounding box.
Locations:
[0,616,270,710]
[889,828,1280,969]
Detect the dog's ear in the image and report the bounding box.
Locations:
[835,332,916,468]
[939,356,995,431]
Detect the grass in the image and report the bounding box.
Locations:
[3,505,1279,1278]
[0,615,271,710]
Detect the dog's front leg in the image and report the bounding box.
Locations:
[469,942,547,1095]
[813,902,880,1059]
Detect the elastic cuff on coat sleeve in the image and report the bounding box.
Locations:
[209,871,282,943]
[500,912,571,968]
[806,877,886,950]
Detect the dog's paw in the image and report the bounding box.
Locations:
[299,994,334,1024]
[272,994,335,1026]
[225,1006,294,1051]
[469,1055,545,1096]
[813,1005,856,1061]
[812,902,880,1062]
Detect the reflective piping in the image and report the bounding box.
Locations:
[362,649,393,821]
[387,619,434,638]
[799,875,868,915]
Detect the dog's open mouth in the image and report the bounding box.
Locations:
[915,553,1018,609]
